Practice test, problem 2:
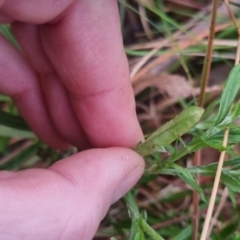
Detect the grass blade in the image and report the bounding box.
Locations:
[0,110,31,131]
[140,218,165,240]
[172,164,206,201]
[172,226,192,240]
[214,64,240,125]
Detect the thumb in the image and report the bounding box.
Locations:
[0,147,144,240]
[51,147,145,205]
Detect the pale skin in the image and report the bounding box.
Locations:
[0,1,145,239]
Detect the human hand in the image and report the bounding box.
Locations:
[0,148,144,239]
[0,1,144,239]
[0,0,142,150]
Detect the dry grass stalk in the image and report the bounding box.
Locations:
[193,0,219,239]
[200,0,240,239]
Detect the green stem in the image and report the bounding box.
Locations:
[140,218,165,240]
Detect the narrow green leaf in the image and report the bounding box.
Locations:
[227,186,236,208]
[124,193,145,240]
[230,163,240,170]
[0,125,35,138]
[172,226,192,240]
[129,220,144,240]
[217,101,240,126]
[134,107,204,156]
[140,218,165,240]
[201,102,240,142]
[0,24,20,48]
[166,136,207,163]
[221,172,240,193]
[201,98,219,120]
[124,192,140,220]
[191,156,240,171]
[125,192,165,240]
[211,127,240,144]
[172,164,206,201]
[202,139,227,151]
[215,64,240,125]
[0,136,9,152]
[0,94,11,102]
[151,165,240,177]
[201,126,221,141]
[0,110,31,131]
[0,142,39,170]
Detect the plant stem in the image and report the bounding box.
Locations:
[207,187,228,237]
[200,1,240,239]
[200,128,229,240]
[198,0,219,107]
[193,1,219,239]
[192,151,200,240]
[141,218,165,240]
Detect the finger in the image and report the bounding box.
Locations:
[0,13,13,23]
[0,148,144,239]
[0,34,69,150]
[41,0,143,148]
[12,23,90,149]
[0,0,75,24]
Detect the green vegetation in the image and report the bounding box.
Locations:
[2,1,240,239]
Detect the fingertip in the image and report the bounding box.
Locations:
[111,148,145,203]
[50,147,145,208]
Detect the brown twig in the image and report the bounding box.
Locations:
[193,1,219,239]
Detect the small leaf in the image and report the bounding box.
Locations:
[215,64,240,125]
[129,219,144,240]
[221,171,240,193]
[124,192,140,220]
[201,139,228,151]
[201,102,240,142]
[134,107,204,156]
[124,193,145,240]
[201,126,222,141]
[217,101,240,126]
[172,164,206,201]
[166,136,207,163]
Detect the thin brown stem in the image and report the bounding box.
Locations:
[200,1,240,239]
[198,0,219,107]
[192,151,200,240]
[193,1,219,239]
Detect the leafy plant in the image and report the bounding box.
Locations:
[121,64,240,239]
